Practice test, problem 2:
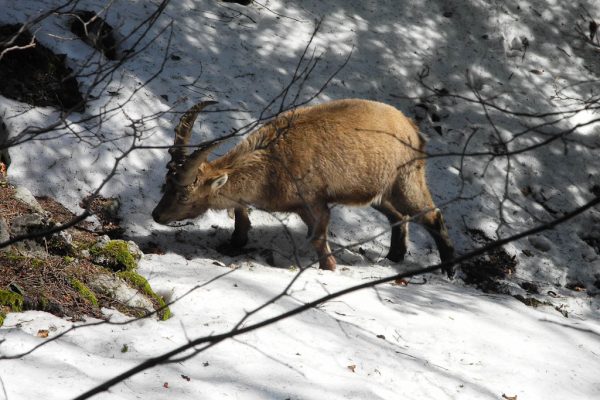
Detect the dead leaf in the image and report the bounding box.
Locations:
[502,394,517,400]
[529,69,543,75]
[163,382,169,389]
[347,364,356,373]
[181,375,190,381]
[37,329,49,338]
[566,282,586,292]
[394,278,409,286]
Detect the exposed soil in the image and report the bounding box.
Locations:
[69,11,119,60]
[0,24,84,112]
[460,228,518,293]
[80,194,124,238]
[0,182,157,321]
[0,253,127,320]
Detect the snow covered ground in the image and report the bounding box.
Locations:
[1,0,600,399]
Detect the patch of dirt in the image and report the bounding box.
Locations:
[0,183,157,321]
[0,254,143,320]
[69,11,119,60]
[0,185,30,219]
[460,228,518,293]
[0,24,84,111]
[513,294,569,318]
[81,195,124,238]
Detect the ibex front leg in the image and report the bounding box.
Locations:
[298,203,336,271]
[231,207,251,248]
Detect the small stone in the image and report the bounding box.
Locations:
[96,235,111,247]
[13,187,46,215]
[127,240,143,260]
[90,275,154,313]
[9,213,48,254]
[10,213,46,237]
[528,235,552,252]
[0,217,9,250]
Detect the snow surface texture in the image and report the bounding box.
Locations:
[1,0,600,399]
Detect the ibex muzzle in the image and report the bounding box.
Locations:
[152,99,455,276]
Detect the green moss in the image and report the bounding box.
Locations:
[117,270,171,320]
[0,313,5,327]
[91,240,137,271]
[0,289,24,312]
[6,252,26,263]
[69,278,98,307]
[38,296,49,310]
[30,258,44,268]
[4,251,45,268]
[63,256,75,263]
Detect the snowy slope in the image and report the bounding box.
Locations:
[1,0,600,399]
[3,256,600,399]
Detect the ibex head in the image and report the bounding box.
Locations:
[151,101,228,224]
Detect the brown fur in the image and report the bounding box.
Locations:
[153,99,454,276]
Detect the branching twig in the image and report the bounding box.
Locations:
[72,194,600,400]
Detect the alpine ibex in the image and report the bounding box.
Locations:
[152,99,455,276]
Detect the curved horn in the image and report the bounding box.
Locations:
[177,138,228,184]
[168,100,217,171]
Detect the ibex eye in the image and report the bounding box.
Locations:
[179,187,193,202]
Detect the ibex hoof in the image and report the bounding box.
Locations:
[319,256,336,271]
[385,251,405,263]
[230,232,248,248]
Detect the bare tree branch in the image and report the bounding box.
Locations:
[72,194,600,399]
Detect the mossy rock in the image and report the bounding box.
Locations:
[69,278,98,307]
[0,289,24,326]
[0,289,24,312]
[90,238,139,271]
[117,270,171,320]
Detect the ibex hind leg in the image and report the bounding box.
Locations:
[391,183,455,278]
[297,203,336,271]
[372,201,408,262]
[420,208,455,278]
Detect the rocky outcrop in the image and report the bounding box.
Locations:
[0,116,9,169]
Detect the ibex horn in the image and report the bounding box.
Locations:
[168,100,217,172]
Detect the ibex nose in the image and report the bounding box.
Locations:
[151,208,164,224]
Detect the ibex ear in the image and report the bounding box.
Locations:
[210,173,228,191]
[198,162,208,174]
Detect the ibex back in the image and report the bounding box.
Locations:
[152,99,455,276]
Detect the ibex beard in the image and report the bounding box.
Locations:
[152,99,455,277]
